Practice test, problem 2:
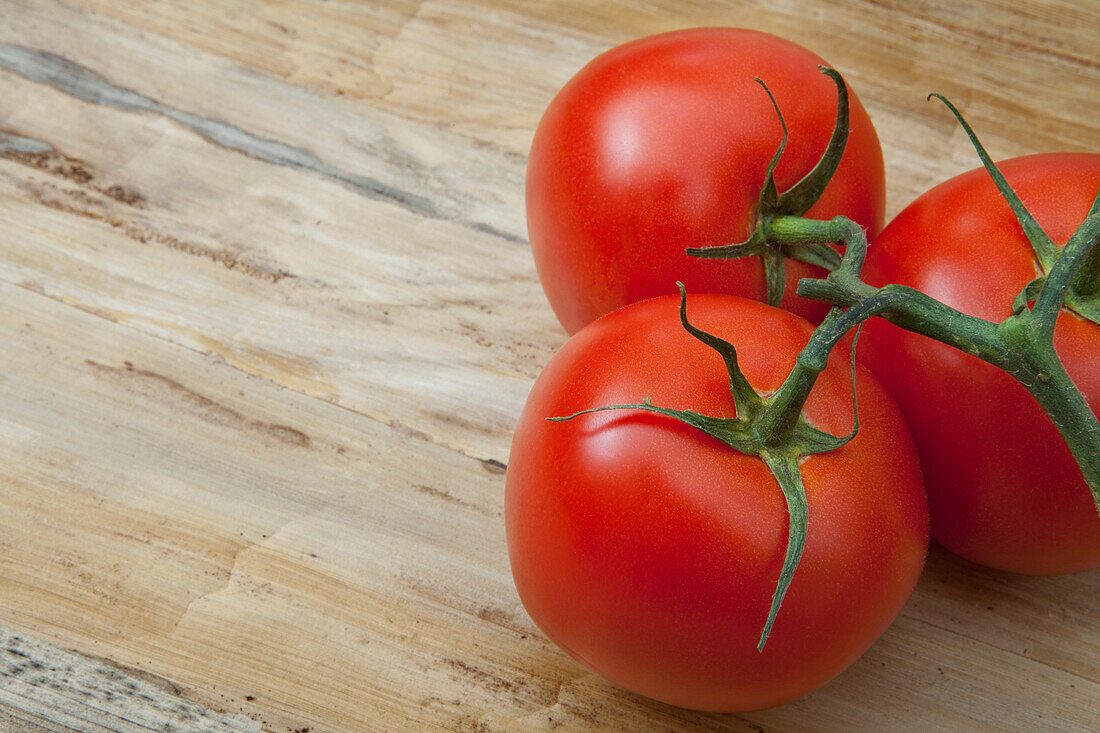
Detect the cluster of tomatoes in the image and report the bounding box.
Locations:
[504,28,1100,712]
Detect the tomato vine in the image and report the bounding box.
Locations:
[552,67,1099,647]
[715,75,1100,513]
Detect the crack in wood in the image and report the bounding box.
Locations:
[0,629,262,732]
[83,359,313,449]
[0,131,146,207]
[15,177,296,283]
[0,44,440,219]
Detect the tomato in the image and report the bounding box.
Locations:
[526,28,886,334]
[860,153,1100,575]
[505,294,927,711]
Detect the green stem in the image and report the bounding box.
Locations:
[674,282,763,415]
[996,317,1100,509]
[1073,240,1100,300]
[774,67,850,217]
[766,215,870,282]
[757,452,807,651]
[766,214,861,246]
[791,216,1100,512]
[1032,213,1100,340]
[929,93,1063,271]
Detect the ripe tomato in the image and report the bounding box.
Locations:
[526,28,886,333]
[861,153,1100,575]
[505,294,927,711]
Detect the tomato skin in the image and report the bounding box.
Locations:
[526,28,886,334]
[505,295,927,711]
[861,153,1100,575]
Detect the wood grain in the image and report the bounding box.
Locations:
[0,0,1096,730]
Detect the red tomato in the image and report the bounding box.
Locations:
[861,153,1100,575]
[505,294,927,711]
[526,28,886,333]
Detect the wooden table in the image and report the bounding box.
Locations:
[0,1,1096,730]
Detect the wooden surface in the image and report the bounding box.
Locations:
[0,1,1097,730]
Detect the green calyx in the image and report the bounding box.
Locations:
[928,94,1100,326]
[550,283,860,651]
[687,66,851,306]
[684,83,1100,514]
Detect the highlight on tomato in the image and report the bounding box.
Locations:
[505,293,928,711]
[525,27,886,333]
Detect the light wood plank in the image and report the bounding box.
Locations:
[0,0,1096,730]
[0,628,261,733]
[0,44,548,464]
